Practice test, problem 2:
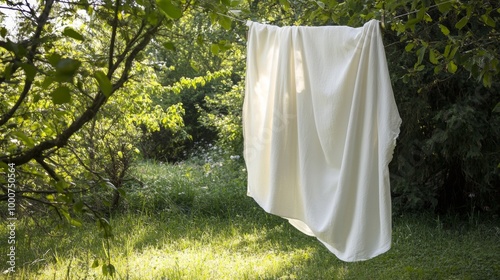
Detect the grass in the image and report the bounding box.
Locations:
[1,156,500,279]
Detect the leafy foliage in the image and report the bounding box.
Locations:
[138,5,247,161]
[167,0,499,214]
[237,0,500,214]
[0,0,237,276]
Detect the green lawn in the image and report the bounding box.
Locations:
[2,160,499,279]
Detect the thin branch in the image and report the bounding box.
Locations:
[0,5,26,12]
[115,21,163,88]
[12,194,56,206]
[393,0,456,19]
[66,144,107,180]
[108,0,121,76]
[110,19,146,74]
[35,156,59,181]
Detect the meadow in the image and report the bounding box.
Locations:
[2,152,499,279]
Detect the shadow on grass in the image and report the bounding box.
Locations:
[4,198,500,279]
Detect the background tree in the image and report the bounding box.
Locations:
[0,0,241,224]
[183,0,500,214]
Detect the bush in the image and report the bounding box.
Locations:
[123,146,249,217]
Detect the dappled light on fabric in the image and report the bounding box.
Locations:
[243,19,402,262]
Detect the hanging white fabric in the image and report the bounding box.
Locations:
[243,19,402,262]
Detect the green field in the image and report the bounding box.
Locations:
[2,160,499,279]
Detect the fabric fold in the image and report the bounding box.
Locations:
[243,19,402,262]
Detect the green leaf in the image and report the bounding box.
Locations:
[50,86,72,104]
[56,58,80,74]
[108,264,116,276]
[211,44,220,55]
[480,14,496,28]
[156,0,182,19]
[482,72,492,88]
[0,162,9,172]
[219,15,232,30]
[438,24,450,36]
[416,7,426,20]
[33,93,41,103]
[196,34,204,46]
[3,63,13,80]
[163,42,176,51]
[117,188,127,197]
[63,27,84,41]
[435,0,452,14]
[429,49,438,64]
[218,40,232,52]
[190,60,200,72]
[73,200,84,212]
[94,71,113,97]
[416,46,426,65]
[455,16,469,30]
[55,58,81,80]
[102,264,116,276]
[42,76,54,89]
[12,131,35,148]
[279,0,291,11]
[405,43,415,52]
[147,13,159,25]
[443,44,451,58]
[20,63,37,81]
[70,218,82,227]
[0,27,7,38]
[406,17,421,28]
[447,61,457,73]
[209,12,218,25]
[47,53,62,67]
[102,264,108,276]
[91,259,99,268]
[55,180,69,192]
[449,46,458,59]
[434,65,442,74]
[493,102,500,113]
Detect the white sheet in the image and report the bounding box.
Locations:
[243,19,402,262]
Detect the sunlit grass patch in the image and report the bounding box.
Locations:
[8,211,328,279]
[3,159,500,279]
[6,208,500,280]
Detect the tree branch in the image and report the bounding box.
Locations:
[0,0,54,126]
[0,22,163,166]
[108,0,120,76]
[108,18,147,75]
[35,156,59,181]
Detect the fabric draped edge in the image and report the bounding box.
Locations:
[243,19,402,262]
